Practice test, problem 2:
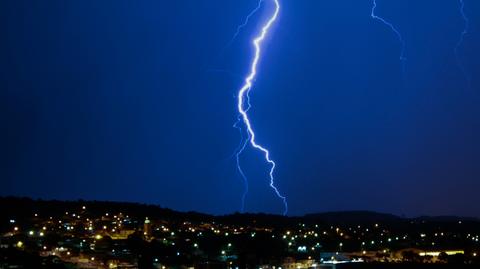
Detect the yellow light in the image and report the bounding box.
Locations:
[16,241,23,248]
[95,235,103,240]
[419,250,464,257]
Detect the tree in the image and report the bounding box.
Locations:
[438,252,448,263]
[402,250,420,262]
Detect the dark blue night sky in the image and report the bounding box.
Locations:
[2,0,480,217]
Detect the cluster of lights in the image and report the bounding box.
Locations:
[4,205,480,269]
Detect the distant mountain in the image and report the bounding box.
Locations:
[304,211,402,224]
[0,196,213,223]
[415,215,480,222]
[0,197,477,226]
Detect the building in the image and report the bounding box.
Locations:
[144,217,152,239]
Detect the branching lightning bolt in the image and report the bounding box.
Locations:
[233,90,252,212]
[220,0,267,212]
[233,118,250,212]
[371,0,407,72]
[235,0,288,215]
[229,0,265,47]
[455,0,471,89]
[216,0,264,61]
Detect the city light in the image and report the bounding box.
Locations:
[2,199,478,268]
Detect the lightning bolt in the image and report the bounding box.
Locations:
[455,0,471,88]
[371,0,407,72]
[235,0,288,215]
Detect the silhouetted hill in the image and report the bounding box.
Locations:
[415,215,480,222]
[304,211,402,224]
[0,197,478,227]
[0,196,213,224]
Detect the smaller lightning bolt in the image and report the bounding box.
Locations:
[228,0,265,47]
[455,0,471,89]
[216,0,265,60]
[371,0,407,72]
[234,120,250,212]
[233,90,252,212]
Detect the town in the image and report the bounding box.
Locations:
[1,198,479,269]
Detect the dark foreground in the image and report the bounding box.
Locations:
[1,197,479,268]
[336,263,480,269]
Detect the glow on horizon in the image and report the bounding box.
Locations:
[236,0,288,215]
